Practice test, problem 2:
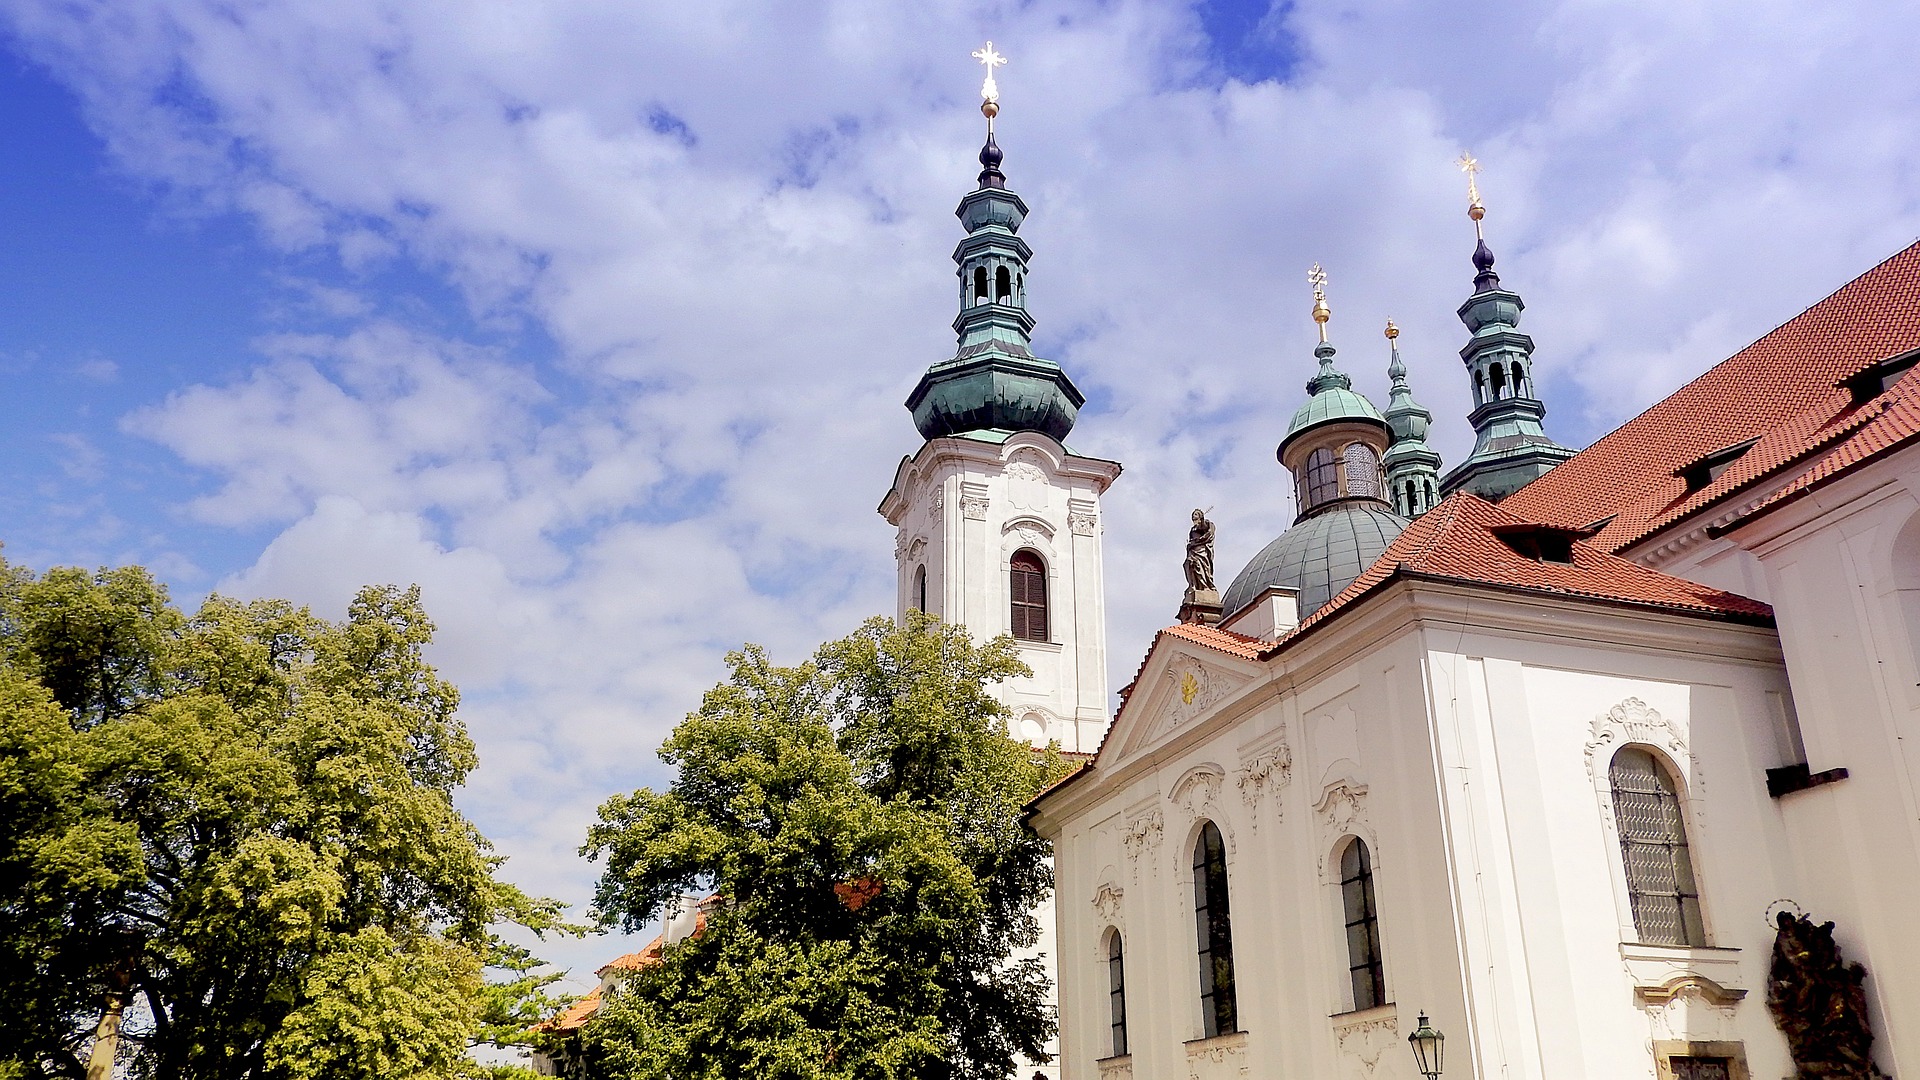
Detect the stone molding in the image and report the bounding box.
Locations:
[960,480,989,520]
[1092,881,1124,923]
[1095,1056,1133,1080]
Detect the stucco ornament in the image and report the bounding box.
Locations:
[1236,729,1293,825]
[1092,882,1124,921]
[1069,509,1099,535]
[960,481,990,520]
[1184,1031,1249,1079]
[1006,454,1047,512]
[1163,654,1241,731]
[894,531,911,560]
[1316,780,1368,833]
[1169,764,1226,817]
[1122,808,1163,867]
[1333,1011,1400,1077]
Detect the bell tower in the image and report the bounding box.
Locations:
[878,44,1119,756]
[1438,154,1575,501]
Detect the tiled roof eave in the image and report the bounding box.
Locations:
[1259,563,1774,661]
[1709,421,1920,539]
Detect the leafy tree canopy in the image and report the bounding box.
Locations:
[0,555,569,1079]
[580,613,1071,1080]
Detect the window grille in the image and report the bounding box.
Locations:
[1192,821,1238,1037]
[1609,747,1706,945]
[1343,443,1381,499]
[1304,447,1338,508]
[1009,550,1049,642]
[1107,932,1128,1058]
[1670,1057,1732,1080]
[1340,838,1386,1010]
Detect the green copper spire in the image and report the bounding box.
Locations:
[1282,267,1385,455]
[1380,321,1442,517]
[906,59,1082,443]
[1437,157,1574,502]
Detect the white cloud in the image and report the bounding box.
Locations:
[11,0,1920,979]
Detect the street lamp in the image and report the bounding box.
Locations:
[1407,1012,1444,1079]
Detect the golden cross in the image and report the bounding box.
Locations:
[1456,152,1482,206]
[1307,263,1328,301]
[972,41,1007,103]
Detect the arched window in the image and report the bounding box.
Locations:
[1009,550,1048,642]
[1511,361,1527,397]
[1473,368,1485,405]
[1342,443,1380,499]
[911,564,928,613]
[996,266,1012,302]
[1489,363,1507,399]
[1609,747,1706,945]
[1304,447,1339,508]
[1192,821,1238,1037]
[973,266,989,305]
[1340,838,1386,1010]
[1107,930,1129,1058]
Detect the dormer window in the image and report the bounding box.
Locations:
[1843,347,1920,405]
[1489,522,1595,564]
[1676,437,1759,494]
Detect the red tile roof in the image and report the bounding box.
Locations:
[1502,240,1920,551]
[1716,366,1920,529]
[1160,621,1264,660]
[1282,493,1773,638]
[537,986,604,1034]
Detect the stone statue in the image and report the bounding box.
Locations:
[1766,910,1887,1078]
[1184,509,1216,594]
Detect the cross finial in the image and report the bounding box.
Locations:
[1308,263,1331,343]
[972,41,1007,109]
[1457,152,1486,237]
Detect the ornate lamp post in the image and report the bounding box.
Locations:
[1407,1013,1444,1079]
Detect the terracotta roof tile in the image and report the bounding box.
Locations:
[1503,240,1920,551]
[1158,621,1264,660]
[1274,492,1773,646]
[1720,366,1920,526]
[535,986,603,1034]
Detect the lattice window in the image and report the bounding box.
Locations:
[1107,931,1128,1058]
[1009,550,1049,642]
[1343,443,1381,499]
[1610,747,1706,945]
[1192,821,1239,1037]
[1304,447,1338,508]
[1340,838,1387,1010]
[1670,1057,1732,1080]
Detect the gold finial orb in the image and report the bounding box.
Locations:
[1385,319,1399,340]
[981,100,999,119]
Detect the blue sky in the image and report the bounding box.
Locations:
[3,0,1918,986]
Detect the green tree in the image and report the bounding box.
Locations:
[0,556,568,1079]
[580,613,1070,1080]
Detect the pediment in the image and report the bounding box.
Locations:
[1101,634,1260,766]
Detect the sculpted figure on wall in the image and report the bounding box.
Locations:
[1766,910,1887,1078]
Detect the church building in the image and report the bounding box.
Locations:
[1026,142,1920,1080]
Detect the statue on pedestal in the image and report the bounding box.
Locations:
[1180,510,1223,626]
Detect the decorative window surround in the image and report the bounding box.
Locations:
[1652,1039,1751,1080]
[1585,698,1717,946]
[1621,942,1746,1005]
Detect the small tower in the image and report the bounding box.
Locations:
[1381,320,1442,517]
[879,43,1119,757]
[1438,155,1575,502]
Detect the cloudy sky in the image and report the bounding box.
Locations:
[2,0,1917,984]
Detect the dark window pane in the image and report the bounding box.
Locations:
[1193,822,1238,1036]
[1338,839,1387,1010]
[1107,933,1127,1057]
[1609,748,1706,946]
[1009,550,1048,642]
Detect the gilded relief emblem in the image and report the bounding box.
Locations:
[1180,671,1199,705]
